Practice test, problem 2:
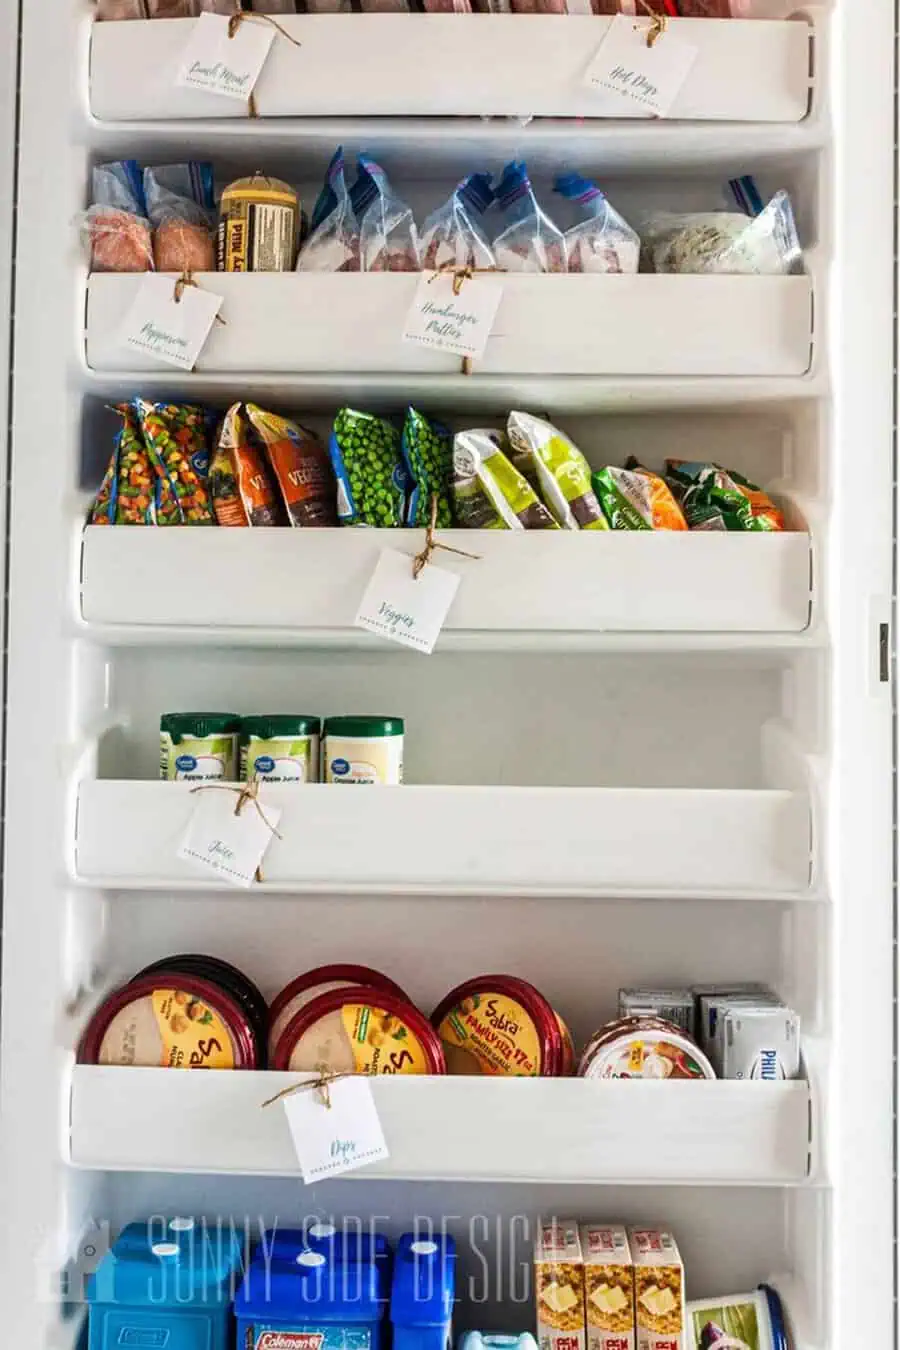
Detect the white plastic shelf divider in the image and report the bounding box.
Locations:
[80,526,813,636]
[84,273,815,378]
[88,15,812,123]
[69,1067,812,1183]
[74,779,811,896]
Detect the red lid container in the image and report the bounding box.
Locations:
[267,964,410,1061]
[272,984,445,1075]
[78,972,258,1069]
[430,975,563,1077]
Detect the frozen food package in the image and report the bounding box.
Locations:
[493,162,566,273]
[401,407,454,528]
[593,465,687,531]
[451,429,558,530]
[664,459,785,531]
[245,404,337,527]
[218,175,300,273]
[209,403,285,528]
[144,163,216,273]
[329,408,410,527]
[420,173,496,271]
[354,156,421,272]
[422,0,473,11]
[89,405,155,525]
[135,400,214,525]
[641,189,801,275]
[507,411,606,530]
[554,173,640,275]
[86,160,153,273]
[296,147,360,273]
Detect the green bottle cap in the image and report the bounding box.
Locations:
[323,716,404,738]
[160,713,241,744]
[241,715,321,739]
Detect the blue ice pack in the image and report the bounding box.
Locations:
[236,1245,388,1350]
[390,1233,456,1350]
[87,1217,243,1350]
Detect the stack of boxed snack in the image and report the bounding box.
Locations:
[535,1221,789,1350]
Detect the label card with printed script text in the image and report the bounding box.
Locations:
[355,548,462,655]
[119,274,223,371]
[402,271,503,361]
[283,1077,390,1182]
[583,14,698,117]
[176,12,276,101]
[178,788,282,889]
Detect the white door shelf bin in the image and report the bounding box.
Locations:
[84,272,815,378]
[69,1067,812,1183]
[80,526,813,636]
[74,778,811,896]
[88,15,812,123]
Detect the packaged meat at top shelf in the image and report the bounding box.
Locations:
[87,4,813,124]
[94,1,779,21]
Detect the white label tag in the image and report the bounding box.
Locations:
[119,274,223,371]
[283,1077,390,1182]
[402,271,503,361]
[176,12,276,101]
[355,548,461,655]
[178,788,282,889]
[583,15,698,117]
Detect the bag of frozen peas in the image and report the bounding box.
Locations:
[329,408,411,526]
[401,408,454,528]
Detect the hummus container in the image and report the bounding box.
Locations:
[579,1016,715,1080]
[323,716,404,785]
[272,985,445,1075]
[135,953,268,1064]
[431,975,563,1077]
[268,963,410,1062]
[159,712,240,782]
[686,1284,787,1350]
[78,972,258,1069]
[240,714,322,784]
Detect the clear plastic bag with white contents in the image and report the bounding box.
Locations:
[641,189,802,276]
[554,173,640,275]
[492,161,566,274]
[296,147,360,273]
[420,173,495,272]
[354,155,421,273]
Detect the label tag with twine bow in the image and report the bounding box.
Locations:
[119,273,223,371]
[402,268,503,363]
[583,10,697,118]
[178,780,282,889]
[275,1076,390,1183]
[355,547,462,655]
[176,11,277,101]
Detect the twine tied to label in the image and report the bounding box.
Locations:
[428,263,501,376]
[227,9,302,118]
[261,1071,353,1111]
[412,493,481,581]
[173,272,227,325]
[635,0,667,47]
[189,778,281,882]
